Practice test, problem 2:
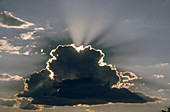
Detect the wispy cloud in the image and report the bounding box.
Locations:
[132,63,169,68]
[0,73,23,81]
[153,75,165,79]
[0,39,22,55]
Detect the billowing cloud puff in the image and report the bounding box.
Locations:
[18,44,158,106]
[0,11,34,28]
[48,44,120,86]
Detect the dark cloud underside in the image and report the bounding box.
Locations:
[0,12,24,26]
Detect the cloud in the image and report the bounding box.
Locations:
[0,39,22,52]
[18,98,39,110]
[0,38,37,55]
[17,27,44,40]
[132,63,169,69]
[19,31,37,40]
[0,98,17,107]
[0,11,34,28]
[86,109,95,112]
[0,73,23,81]
[17,44,157,106]
[0,39,22,55]
[113,71,141,89]
[153,75,165,79]
[158,89,165,92]
[0,97,39,110]
[120,71,139,82]
[152,63,169,67]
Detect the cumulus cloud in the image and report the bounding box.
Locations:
[0,11,34,28]
[115,71,140,89]
[17,44,157,106]
[17,27,44,40]
[120,71,139,82]
[0,39,22,54]
[0,73,23,81]
[0,38,37,55]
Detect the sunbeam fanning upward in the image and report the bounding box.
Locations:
[62,0,114,46]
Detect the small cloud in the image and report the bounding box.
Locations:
[0,73,23,81]
[23,50,30,55]
[117,71,139,88]
[2,37,7,39]
[132,63,169,69]
[0,39,22,54]
[34,27,44,31]
[19,31,37,40]
[86,109,95,112]
[158,89,165,92]
[120,71,138,82]
[155,63,169,67]
[17,27,44,40]
[153,75,165,79]
[0,11,34,29]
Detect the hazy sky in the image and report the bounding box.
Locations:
[0,0,170,112]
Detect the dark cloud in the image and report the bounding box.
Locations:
[0,98,17,107]
[17,44,158,106]
[0,11,23,26]
[48,45,120,86]
[18,98,39,110]
[0,97,39,110]
[0,11,34,28]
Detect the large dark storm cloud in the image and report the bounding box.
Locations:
[18,45,157,106]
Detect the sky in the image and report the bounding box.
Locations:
[0,0,170,112]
